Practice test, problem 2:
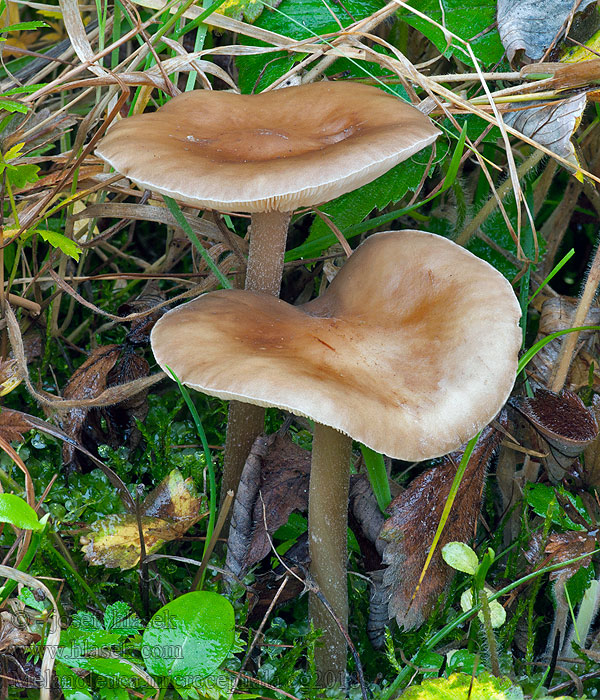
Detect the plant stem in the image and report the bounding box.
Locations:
[220,211,291,507]
[480,588,501,676]
[308,423,352,687]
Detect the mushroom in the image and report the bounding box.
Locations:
[150,229,522,681]
[95,82,441,504]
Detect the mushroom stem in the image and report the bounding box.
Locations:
[309,422,352,687]
[245,211,292,295]
[221,211,292,507]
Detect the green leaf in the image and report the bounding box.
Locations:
[71,611,104,631]
[399,0,505,66]
[37,230,82,261]
[6,162,39,187]
[360,444,391,512]
[1,84,47,96]
[442,542,478,574]
[400,671,522,699]
[1,20,49,31]
[525,483,589,530]
[460,588,506,628]
[56,662,93,700]
[287,140,448,261]
[104,601,142,634]
[0,493,42,530]
[236,0,385,93]
[0,98,28,114]
[142,591,235,684]
[3,142,25,161]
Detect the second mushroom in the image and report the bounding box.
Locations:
[95,81,440,513]
[151,230,522,683]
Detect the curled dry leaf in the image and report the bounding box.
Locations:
[0,611,41,652]
[379,424,502,631]
[81,469,203,569]
[503,94,587,173]
[497,0,597,64]
[225,432,310,581]
[510,388,599,481]
[0,409,32,444]
[527,296,600,391]
[61,345,150,471]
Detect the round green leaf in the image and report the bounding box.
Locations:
[442,542,478,575]
[0,494,42,531]
[460,588,506,628]
[142,591,235,684]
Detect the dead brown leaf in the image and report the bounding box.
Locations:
[510,388,598,480]
[379,424,502,631]
[61,345,122,470]
[60,345,150,471]
[225,432,310,581]
[525,529,595,580]
[0,611,41,653]
[0,409,32,444]
[119,283,167,346]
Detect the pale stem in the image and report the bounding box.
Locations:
[220,211,292,506]
[309,423,352,687]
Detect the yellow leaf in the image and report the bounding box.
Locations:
[81,470,204,569]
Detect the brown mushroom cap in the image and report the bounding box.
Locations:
[151,230,522,460]
[95,83,440,213]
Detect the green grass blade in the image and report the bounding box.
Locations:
[163,195,232,289]
[360,445,392,513]
[529,248,575,304]
[166,366,217,591]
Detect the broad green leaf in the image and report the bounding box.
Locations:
[142,591,235,684]
[289,141,448,261]
[37,230,82,261]
[237,0,385,93]
[399,0,505,67]
[56,662,93,700]
[0,493,42,530]
[400,671,523,699]
[442,542,478,575]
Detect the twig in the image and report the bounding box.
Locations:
[550,238,600,391]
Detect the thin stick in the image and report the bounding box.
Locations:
[551,239,600,392]
[456,150,545,246]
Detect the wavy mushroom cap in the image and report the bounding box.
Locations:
[151,231,522,460]
[95,83,440,213]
